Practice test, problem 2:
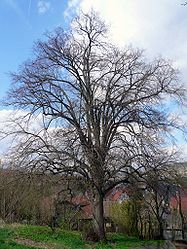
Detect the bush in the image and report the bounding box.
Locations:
[82,227,99,242]
[109,200,140,236]
[80,221,99,242]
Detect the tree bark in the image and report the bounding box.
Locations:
[158,221,164,240]
[92,191,106,241]
[178,190,185,240]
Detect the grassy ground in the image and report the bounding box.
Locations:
[0,224,164,249]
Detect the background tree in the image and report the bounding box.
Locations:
[138,154,179,239]
[4,11,185,240]
[109,153,178,240]
[0,167,54,224]
[170,162,187,239]
[109,198,140,236]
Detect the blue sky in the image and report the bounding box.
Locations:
[0,0,71,98]
[1,0,187,157]
[1,0,187,100]
[1,0,187,99]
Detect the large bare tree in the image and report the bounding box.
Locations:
[5,11,185,240]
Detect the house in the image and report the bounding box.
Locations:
[163,188,187,240]
[170,188,187,216]
[70,185,130,230]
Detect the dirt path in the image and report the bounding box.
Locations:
[14,238,60,249]
[135,241,176,249]
[174,242,187,249]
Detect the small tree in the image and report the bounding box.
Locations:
[110,199,140,236]
[142,162,177,240]
[4,11,185,240]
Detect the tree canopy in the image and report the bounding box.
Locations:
[4,11,186,240]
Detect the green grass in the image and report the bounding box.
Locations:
[0,224,164,249]
[13,225,87,249]
[0,227,36,249]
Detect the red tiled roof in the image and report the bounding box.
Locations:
[170,189,187,212]
[72,195,92,216]
[105,187,130,201]
[72,195,89,206]
[112,190,123,201]
[71,187,130,218]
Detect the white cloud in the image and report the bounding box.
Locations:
[64,0,187,70]
[0,109,45,155]
[63,0,187,159]
[37,0,51,14]
[64,0,80,19]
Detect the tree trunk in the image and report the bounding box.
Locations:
[158,221,164,240]
[92,191,106,241]
[178,191,185,240]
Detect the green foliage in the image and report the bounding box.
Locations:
[58,208,76,230]
[109,200,140,236]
